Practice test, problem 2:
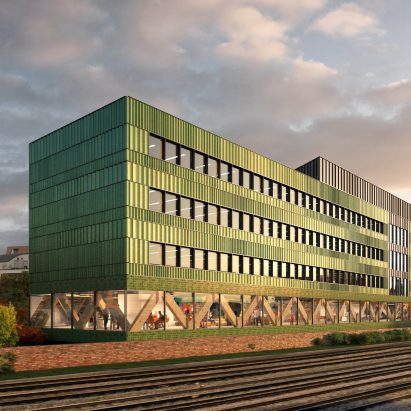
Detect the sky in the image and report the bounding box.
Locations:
[1,0,411,252]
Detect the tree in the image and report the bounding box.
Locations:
[0,272,29,323]
[0,304,19,348]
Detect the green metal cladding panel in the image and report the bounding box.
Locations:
[30,96,399,303]
[29,99,129,294]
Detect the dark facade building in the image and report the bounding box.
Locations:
[29,97,410,342]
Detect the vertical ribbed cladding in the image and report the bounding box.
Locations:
[29,98,129,294]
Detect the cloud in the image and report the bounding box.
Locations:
[309,3,384,38]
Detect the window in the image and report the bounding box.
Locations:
[242,257,251,274]
[165,141,178,163]
[220,208,231,227]
[194,152,206,174]
[180,247,192,268]
[165,245,177,266]
[232,211,240,230]
[253,216,261,234]
[194,201,206,221]
[194,250,205,269]
[263,179,272,196]
[149,189,162,212]
[180,197,192,219]
[207,251,218,271]
[180,147,192,168]
[232,166,241,185]
[220,253,230,272]
[242,170,251,189]
[207,157,219,178]
[243,214,251,232]
[232,255,240,273]
[207,204,219,225]
[263,219,272,236]
[149,243,163,265]
[253,175,262,193]
[149,135,162,159]
[165,193,178,215]
[220,162,231,182]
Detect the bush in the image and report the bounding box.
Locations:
[0,353,16,374]
[17,324,46,346]
[312,337,323,346]
[312,329,411,347]
[0,304,19,348]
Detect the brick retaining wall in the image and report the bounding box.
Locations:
[0,329,398,372]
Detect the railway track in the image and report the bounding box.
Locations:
[2,342,411,410]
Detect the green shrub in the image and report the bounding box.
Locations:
[312,337,323,346]
[0,304,19,348]
[326,333,350,345]
[0,353,16,374]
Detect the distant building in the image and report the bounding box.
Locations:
[0,246,29,275]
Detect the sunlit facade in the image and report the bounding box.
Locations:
[29,97,411,341]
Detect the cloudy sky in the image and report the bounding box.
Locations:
[1,0,411,252]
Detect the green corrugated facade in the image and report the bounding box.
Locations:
[29,96,410,341]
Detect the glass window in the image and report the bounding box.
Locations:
[263,179,272,196]
[194,201,206,221]
[243,256,251,274]
[253,216,261,234]
[194,152,206,174]
[30,294,51,328]
[180,197,192,219]
[207,251,218,271]
[220,253,230,271]
[165,141,178,163]
[290,189,296,204]
[232,166,240,185]
[253,258,261,275]
[149,242,163,265]
[127,290,164,332]
[232,211,240,230]
[313,299,325,324]
[53,293,72,329]
[180,247,192,268]
[149,189,162,212]
[72,291,95,330]
[232,255,240,273]
[243,214,251,232]
[273,182,280,199]
[242,170,251,189]
[221,294,242,328]
[194,249,205,269]
[263,296,279,326]
[263,219,272,236]
[220,208,231,227]
[166,292,194,330]
[272,222,279,238]
[220,162,231,182]
[149,135,162,159]
[339,300,350,323]
[207,157,219,178]
[253,175,262,193]
[244,295,263,326]
[282,297,298,326]
[263,260,272,276]
[194,293,219,328]
[180,146,192,168]
[207,204,219,225]
[95,291,126,331]
[165,245,177,266]
[165,193,178,215]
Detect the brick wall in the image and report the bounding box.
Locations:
[0,329,396,372]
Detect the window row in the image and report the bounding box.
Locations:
[31,291,409,332]
[149,134,384,234]
[389,251,408,273]
[389,224,408,248]
[149,189,384,262]
[389,276,408,296]
[149,242,384,289]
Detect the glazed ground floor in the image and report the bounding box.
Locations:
[30,290,411,337]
